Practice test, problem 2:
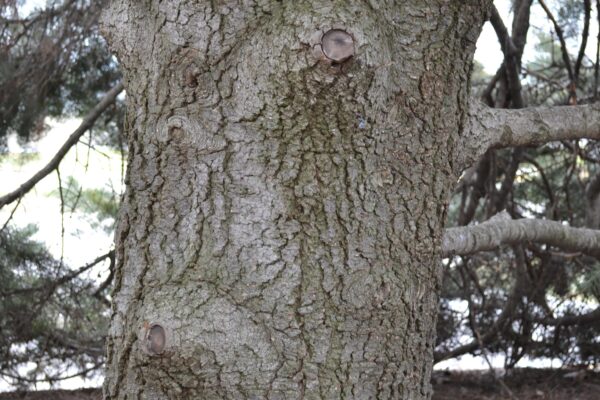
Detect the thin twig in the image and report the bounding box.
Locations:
[56,167,65,266]
[0,362,104,385]
[0,197,22,234]
[574,0,592,83]
[538,0,576,102]
[594,0,600,101]
[473,327,520,400]
[1,250,114,297]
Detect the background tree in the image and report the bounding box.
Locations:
[437,0,600,371]
[0,225,111,388]
[0,0,122,388]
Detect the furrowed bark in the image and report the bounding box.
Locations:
[442,212,600,257]
[100,1,490,399]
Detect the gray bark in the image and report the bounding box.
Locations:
[442,211,600,257]
[465,102,600,165]
[100,1,491,399]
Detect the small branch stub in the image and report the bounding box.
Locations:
[145,323,166,355]
[321,29,355,63]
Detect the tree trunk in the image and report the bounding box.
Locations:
[100,1,489,398]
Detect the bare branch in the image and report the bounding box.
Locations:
[436,247,533,363]
[595,0,600,100]
[473,326,519,400]
[0,196,22,233]
[1,250,114,297]
[489,5,517,58]
[538,0,574,83]
[435,250,524,362]
[442,211,600,257]
[467,101,600,156]
[0,82,124,210]
[489,4,524,108]
[575,0,592,83]
[533,307,600,326]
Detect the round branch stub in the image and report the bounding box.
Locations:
[145,324,166,355]
[321,29,355,63]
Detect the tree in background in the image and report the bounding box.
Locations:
[0,0,121,146]
[437,0,600,370]
[0,0,122,388]
[1,0,600,398]
[0,225,110,388]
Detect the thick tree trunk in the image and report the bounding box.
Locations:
[100,1,489,398]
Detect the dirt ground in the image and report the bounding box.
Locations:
[432,368,600,400]
[0,388,101,400]
[0,369,599,399]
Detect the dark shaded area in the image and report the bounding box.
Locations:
[0,0,123,149]
[0,225,111,389]
[0,388,101,400]
[433,368,600,400]
[1,369,600,400]
[436,0,600,368]
[0,1,122,387]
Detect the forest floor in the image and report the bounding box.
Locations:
[432,368,600,399]
[0,368,599,399]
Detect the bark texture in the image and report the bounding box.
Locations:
[100,1,489,399]
[466,102,600,159]
[442,211,600,257]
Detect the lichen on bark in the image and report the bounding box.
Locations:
[100,1,491,398]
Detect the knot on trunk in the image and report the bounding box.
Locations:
[145,323,166,356]
[321,29,355,63]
